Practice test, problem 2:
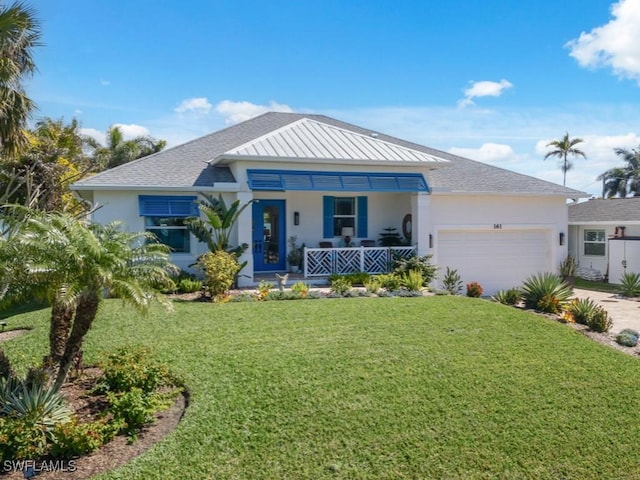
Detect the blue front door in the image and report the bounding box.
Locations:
[252,200,286,271]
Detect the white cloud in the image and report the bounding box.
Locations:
[215,100,294,124]
[566,0,640,83]
[458,79,513,108]
[74,109,83,115]
[174,97,213,114]
[80,127,105,145]
[449,143,516,163]
[100,79,111,86]
[113,123,150,139]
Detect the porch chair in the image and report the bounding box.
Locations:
[319,241,333,248]
[360,240,376,247]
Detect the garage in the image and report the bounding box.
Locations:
[436,229,553,294]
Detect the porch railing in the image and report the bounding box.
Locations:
[303,246,417,277]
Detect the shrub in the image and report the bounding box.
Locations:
[328,272,371,286]
[521,273,572,313]
[492,288,521,306]
[616,330,639,347]
[442,267,462,295]
[401,270,424,292]
[559,254,577,278]
[177,278,202,293]
[375,273,402,292]
[198,251,240,297]
[0,415,49,461]
[619,272,640,298]
[256,280,273,301]
[107,388,158,438]
[330,277,352,296]
[291,282,310,298]
[466,282,483,298]
[566,298,599,325]
[393,255,438,285]
[537,293,562,314]
[97,346,170,394]
[364,278,382,294]
[587,306,613,333]
[51,417,120,457]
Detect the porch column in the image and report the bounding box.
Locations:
[412,192,431,257]
[236,191,254,288]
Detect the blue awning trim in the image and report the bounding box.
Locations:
[246,170,429,192]
[138,195,199,217]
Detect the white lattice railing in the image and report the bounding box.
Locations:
[303,246,417,277]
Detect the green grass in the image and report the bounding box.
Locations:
[575,278,621,294]
[3,297,640,479]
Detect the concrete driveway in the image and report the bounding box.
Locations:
[572,288,640,334]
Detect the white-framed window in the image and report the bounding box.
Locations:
[144,217,191,253]
[584,229,606,256]
[333,197,355,236]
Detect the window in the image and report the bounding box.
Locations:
[323,196,368,238]
[138,195,198,253]
[584,229,606,256]
[144,217,191,253]
[333,197,355,236]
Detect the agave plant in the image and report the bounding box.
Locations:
[521,273,573,313]
[619,272,640,298]
[1,377,72,436]
[492,288,522,306]
[566,297,599,325]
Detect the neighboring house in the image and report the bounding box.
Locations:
[568,198,640,284]
[72,112,586,294]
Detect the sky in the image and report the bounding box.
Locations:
[26,0,640,197]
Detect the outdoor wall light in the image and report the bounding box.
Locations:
[429,234,433,248]
[293,211,300,225]
[559,232,565,246]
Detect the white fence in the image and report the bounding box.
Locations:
[303,246,417,277]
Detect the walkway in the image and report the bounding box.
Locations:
[572,288,640,334]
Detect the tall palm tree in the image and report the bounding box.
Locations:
[0,1,41,157]
[89,125,167,170]
[0,209,177,389]
[597,147,640,198]
[544,133,587,186]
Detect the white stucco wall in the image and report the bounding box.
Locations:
[569,223,640,279]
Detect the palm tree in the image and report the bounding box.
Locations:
[544,133,587,186]
[0,1,41,157]
[89,125,167,170]
[0,209,177,389]
[597,147,640,197]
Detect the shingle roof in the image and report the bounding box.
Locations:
[568,198,640,223]
[72,112,586,197]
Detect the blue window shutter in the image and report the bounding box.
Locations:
[357,196,368,238]
[139,195,198,217]
[323,196,334,238]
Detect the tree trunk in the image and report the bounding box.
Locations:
[49,299,73,364]
[54,292,99,391]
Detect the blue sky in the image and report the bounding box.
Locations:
[28,0,640,196]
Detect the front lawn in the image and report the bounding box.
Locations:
[3,296,640,479]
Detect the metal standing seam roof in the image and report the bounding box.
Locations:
[70,111,589,197]
[214,118,448,164]
[568,198,640,223]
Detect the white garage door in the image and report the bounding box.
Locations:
[437,229,552,294]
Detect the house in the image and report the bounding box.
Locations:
[568,198,640,284]
[72,112,586,294]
